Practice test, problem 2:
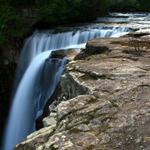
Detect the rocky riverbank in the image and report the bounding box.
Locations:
[15,31,150,150]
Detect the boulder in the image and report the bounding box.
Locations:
[75,40,111,60]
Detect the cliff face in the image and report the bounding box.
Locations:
[15,35,150,150]
[0,62,17,140]
[0,47,18,141]
[0,39,22,140]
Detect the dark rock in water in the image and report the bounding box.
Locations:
[86,42,110,54]
[51,49,79,60]
[15,37,150,150]
[51,50,67,59]
[125,29,150,38]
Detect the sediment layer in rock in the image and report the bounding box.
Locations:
[16,36,150,150]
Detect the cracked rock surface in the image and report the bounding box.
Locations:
[16,37,150,150]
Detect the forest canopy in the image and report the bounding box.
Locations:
[0,0,149,46]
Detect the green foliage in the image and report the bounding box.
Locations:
[0,0,150,46]
[7,0,36,8]
[38,0,110,24]
[109,0,150,12]
[110,0,139,11]
[138,0,150,11]
[0,2,30,45]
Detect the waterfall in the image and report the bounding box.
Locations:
[14,26,130,90]
[3,51,68,150]
[2,24,131,150]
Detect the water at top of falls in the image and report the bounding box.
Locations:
[3,20,132,150]
[21,25,131,65]
[23,26,130,61]
[97,12,150,28]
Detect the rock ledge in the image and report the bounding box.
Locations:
[16,37,150,150]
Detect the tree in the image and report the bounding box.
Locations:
[138,0,150,11]
[0,2,30,45]
[38,0,111,24]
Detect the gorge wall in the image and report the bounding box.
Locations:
[0,46,19,141]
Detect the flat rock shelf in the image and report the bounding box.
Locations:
[15,34,150,150]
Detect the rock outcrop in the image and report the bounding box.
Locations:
[16,36,150,150]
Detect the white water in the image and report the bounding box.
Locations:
[15,26,130,89]
[22,26,130,65]
[3,51,67,150]
[2,23,131,150]
[97,12,150,29]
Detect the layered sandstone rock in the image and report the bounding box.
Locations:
[16,37,150,150]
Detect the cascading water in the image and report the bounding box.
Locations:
[2,24,131,150]
[15,25,131,89]
[3,51,68,150]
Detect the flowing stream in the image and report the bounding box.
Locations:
[2,21,132,150]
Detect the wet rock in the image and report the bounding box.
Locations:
[51,49,79,60]
[125,29,150,38]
